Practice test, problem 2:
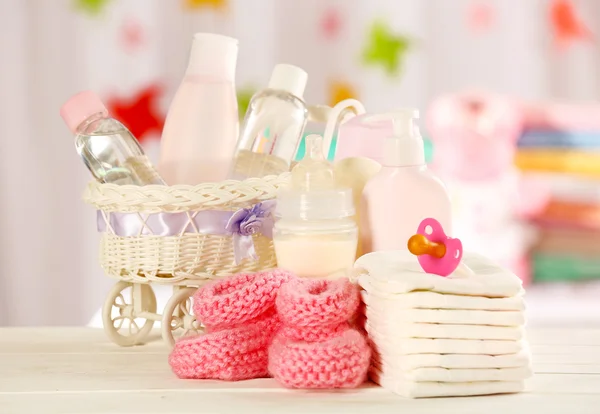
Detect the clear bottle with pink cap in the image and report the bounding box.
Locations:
[60,91,165,186]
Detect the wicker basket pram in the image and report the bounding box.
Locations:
[83,173,289,347]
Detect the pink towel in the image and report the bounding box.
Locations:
[426,92,522,182]
[521,101,600,131]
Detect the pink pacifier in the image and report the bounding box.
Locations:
[407,218,463,277]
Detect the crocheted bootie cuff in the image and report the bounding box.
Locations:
[193,269,293,328]
[276,278,360,327]
[268,329,371,389]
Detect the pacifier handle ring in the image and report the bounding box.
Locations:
[445,237,464,263]
[322,99,366,160]
[417,218,445,243]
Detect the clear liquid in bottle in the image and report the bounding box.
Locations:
[61,91,165,186]
[229,64,308,180]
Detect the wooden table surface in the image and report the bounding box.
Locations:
[0,327,599,413]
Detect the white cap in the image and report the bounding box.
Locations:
[366,109,424,167]
[267,64,308,98]
[186,33,238,81]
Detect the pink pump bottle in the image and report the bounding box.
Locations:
[360,109,452,253]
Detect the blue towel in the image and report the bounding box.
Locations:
[518,130,600,149]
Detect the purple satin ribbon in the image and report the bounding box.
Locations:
[97,200,276,265]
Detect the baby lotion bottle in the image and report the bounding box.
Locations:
[229,64,308,179]
[274,135,357,278]
[159,33,239,185]
[360,109,452,253]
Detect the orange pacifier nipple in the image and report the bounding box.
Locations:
[408,234,446,259]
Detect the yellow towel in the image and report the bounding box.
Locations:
[515,150,600,177]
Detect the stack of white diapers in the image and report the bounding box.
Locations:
[355,250,532,399]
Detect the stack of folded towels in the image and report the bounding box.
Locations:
[355,250,532,399]
[515,101,600,283]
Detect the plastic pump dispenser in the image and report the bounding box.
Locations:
[381,108,424,167]
[360,109,452,253]
[274,135,358,278]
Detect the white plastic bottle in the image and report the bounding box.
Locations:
[60,90,165,186]
[229,64,308,180]
[274,135,357,278]
[360,109,452,253]
[159,33,239,185]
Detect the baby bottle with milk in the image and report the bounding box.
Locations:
[360,109,452,253]
[273,135,357,278]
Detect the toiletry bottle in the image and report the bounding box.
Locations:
[60,90,165,186]
[360,109,452,253]
[159,33,239,185]
[229,64,308,180]
[274,135,357,278]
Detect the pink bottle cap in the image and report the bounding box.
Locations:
[60,90,108,133]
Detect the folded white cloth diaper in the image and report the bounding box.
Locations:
[364,306,525,326]
[373,364,532,383]
[370,368,526,399]
[365,321,525,341]
[371,349,531,370]
[355,250,523,298]
[368,337,525,356]
[360,288,526,311]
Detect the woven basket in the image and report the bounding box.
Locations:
[83,174,290,285]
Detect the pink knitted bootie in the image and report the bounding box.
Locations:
[268,278,371,389]
[194,269,293,330]
[169,269,293,381]
[170,308,280,380]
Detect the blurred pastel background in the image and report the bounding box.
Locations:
[1,0,600,327]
